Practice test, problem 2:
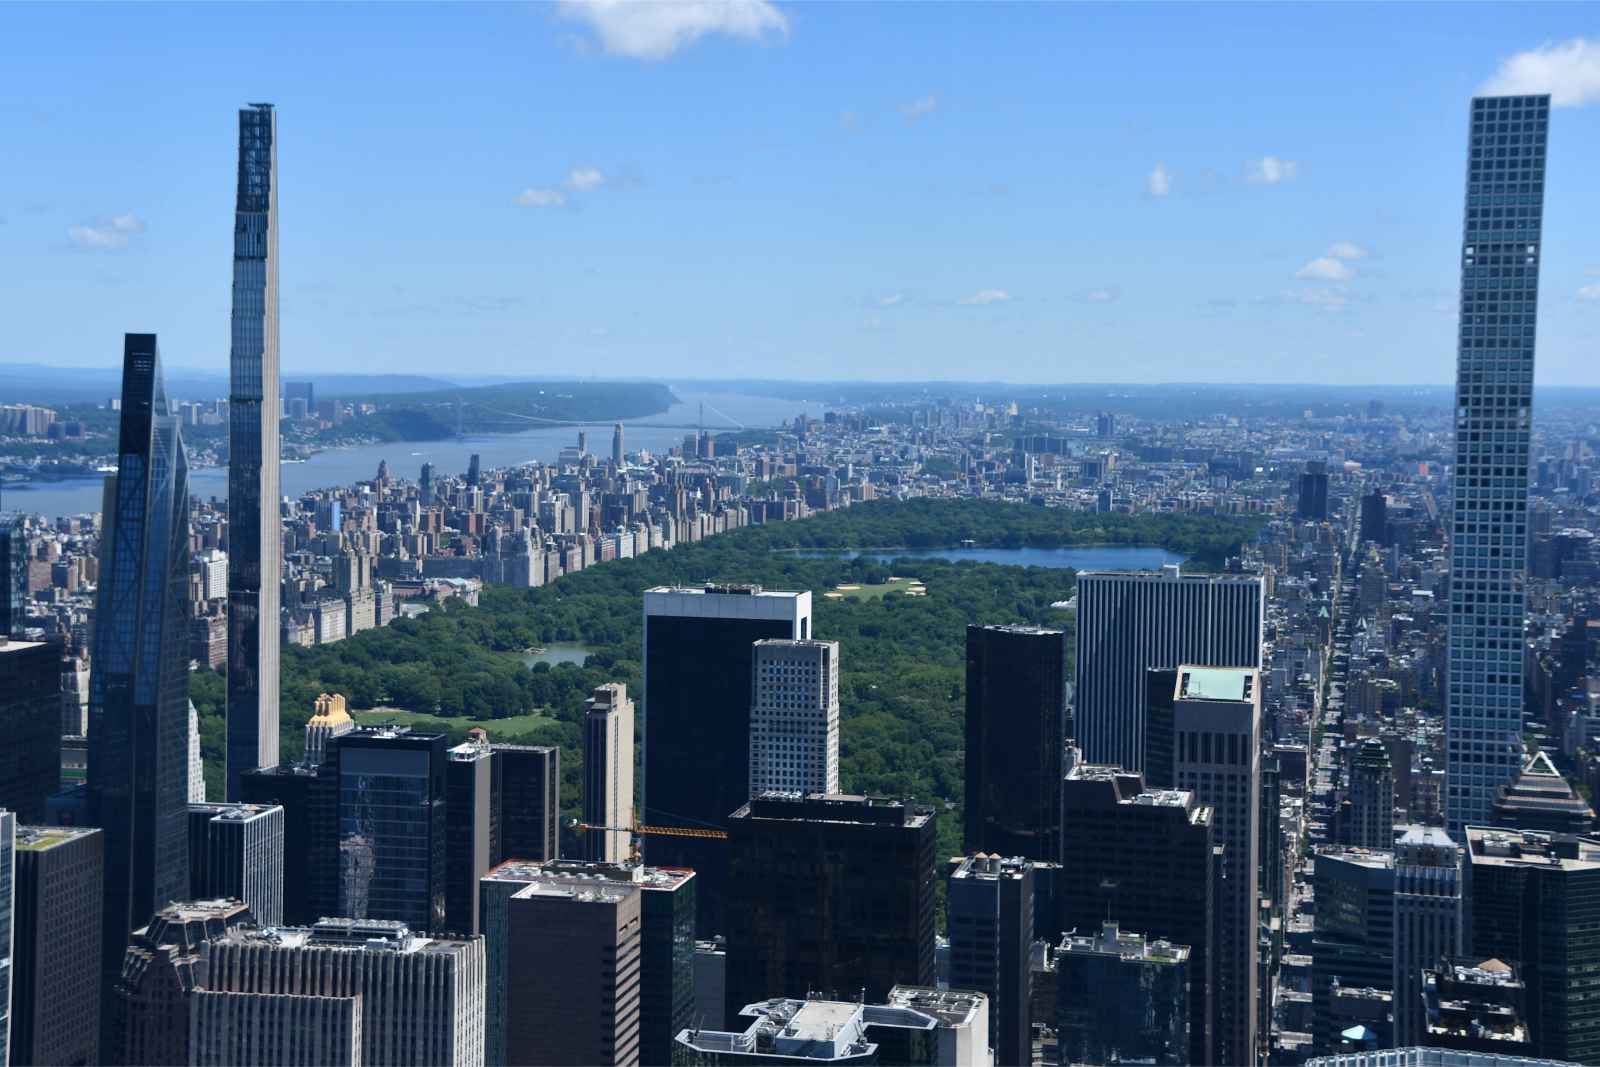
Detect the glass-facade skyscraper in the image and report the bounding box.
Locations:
[336,727,446,932]
[1445,95,1551,833]
[87,334,192,1004]
[226,102,282,800]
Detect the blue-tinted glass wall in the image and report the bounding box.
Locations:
[226,102,282,800]
[336,729,446,931]
[86,334,192,1018]
[1445,95,1550,833]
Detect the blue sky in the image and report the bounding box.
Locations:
[2,2,1597,385]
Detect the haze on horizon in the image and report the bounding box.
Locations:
[2,2,1598,386]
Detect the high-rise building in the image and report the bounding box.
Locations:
[1420,958,1534,1056]
[750,639,841,797]
[1170,666,1260,1065]
[227,102,282,801]
[612,422,625,467]
[1,810,11,1067]
[643,584,811,935]
[1392,826,1463,1048]
[1298,460,1331,521]
[1465,826,1600,1062]
[1074,568,1262,773]
[1055,922,1191,1067]
[1359,488,1389,546]
[419,461,434,506]
[947,854,1034,1067]
[584,683,635,862]
[445,731,496,935]
[1310,846,1394,1055]
[725,793,936,1022]
[492,744,559,863]
[88,333,193,1010]
[187,801,285,925]
[1490,750,1596,834]
[239,763,324,925]
[1059,764,1214,1067]
[1348,738,1395,849]
[336,727,447,930]
[964,625,1068,863]
[188,700,206,802]
[467,452,481,487]
[198,916,485,1067]
[505,877,642,1066]
[305,692,355,767]
[0,637,62,822]
[1444,94,1551,833]
[8,825,102,1067]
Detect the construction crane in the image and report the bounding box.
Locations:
[572,820,728,863]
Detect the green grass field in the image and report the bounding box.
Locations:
[826,576,928,602]
[354,706,557,744]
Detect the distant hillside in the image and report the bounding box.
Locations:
[0,362,457,405]
[349,380,679,442]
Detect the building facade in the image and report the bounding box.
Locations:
[0,638,61,823]
[8,825,103,1067]
[1392,826,1463,1048]
[1055,922,1191,1067]
[947,853,1034,1067]
[750,639,841,797]
[336,727,447,931]
[445,733,496,935]
[583,683,636,863]
[492,744,560,864]
[187,801,285,925]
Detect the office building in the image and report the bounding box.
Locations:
[613,422,625,466]
[304,692,355,767]
[1298,460,1330,521]
[1171,666,1261,1065]
[492,744,559,863]
[1349,738,1396,849]
[1311,847,1395,1055]
[1359,488,1389,546]
[505,877,642,1066]
[947,854,1033,1067]
[190,989,360,1067]
[187,801,285,925]
[114,898,256,1067]
[467,452,481,487]
[8,825,102,1067]
[1059,764,1214,1067]
[1056,922,1191,1067]
[200,916,485,1067]
[1466,827,1600,1063]
[1,811,10,1067]
[1421,958,1533,1056]
[584,683,635,862]
[1074,567,1262,773]
[88,333,193,1007]
[750,639,841,797]
[419,461,434,506]
[1393,826,1463,1049]
[0,637,62,822]
[725,793,936,1022]
[1144,667,1179,788]
[1490,751,1596,834]
[239,763,324,925]
[445,732,496,935]
[964,625,1068,862]
[1444,94,1551,832]
[883,986,993,1067]
[188,700,206,802]
[643,584,810,934]
[695,938,728,1032]
[227,102,282,800]
[336,727,447,931]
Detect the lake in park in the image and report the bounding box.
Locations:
[782,546,1187,571]
[522,642,592,669]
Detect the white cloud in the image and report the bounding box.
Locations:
[877,293,904,307]
[1579,282,1600,301]
[1327,241,1369,260]
[565,167,606,191]
[1246,156,1299,185]
[1085,288,1120,303]
[1296,257,1355,282]
[515,188,567,208]
[899,95,938,121]
[959,289,1010,306]
[1480,38,1600,108]
[1146,163,1172,198]
[558,0,788,61]
[67,213,144,250]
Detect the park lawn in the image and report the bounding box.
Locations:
[833,576,927,601]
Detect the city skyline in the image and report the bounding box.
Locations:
[3,5,1599,385]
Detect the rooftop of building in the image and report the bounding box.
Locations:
[221,917,476,955]
[511,879,636,905]
[1058,921,1190,965]
[15,824,97,850]
[1316,845,1396,870]
[188,801,280,822]
[1440,958,1522,988]
[1396,824,1458,850]
[739,791,933,829]
[884,986,985,1028]
[969,623,1065,636]
[484,858,694,892]
[1466,827,1600,870]
[645,583,804,599]
[1178,665,1257,703]
[950,853,1035,882]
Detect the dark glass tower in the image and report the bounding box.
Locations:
[1445,94,1551,833]
[226,102,282,800]
[335,727,446,931]
[87,333,193,1007]
[964,624,1068,862]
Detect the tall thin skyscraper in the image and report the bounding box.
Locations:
[612,422,625,466]
[749,639,840,797]
[88,334,192,1010]
[584,683,635,863]
[1391,825,1462,1048]
[227,101,282,800]
[1075,568,1262,773]
[1,809,12,1067]
[1445,94,1551,833]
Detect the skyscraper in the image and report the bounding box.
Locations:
[1074,568,1262,773]
[1055,923,1191,1067]
[492,744,560,863]
[612,422,625,466]
[1348,737,1395,849]
[227,102,282,800]
[584,683,635,863]
[725,793,936,1022]
[964,624,1068,862]
[1171,666,1260,1065]
[88,333,192,1009]
[1445,94,1551,833]
[1310,847,1394,1055]
[643,584,811,935]
[947,854,1034,1067]
[750,639,841,797]
[1392,825,1463,1048]
[444,731,495,934]
[336,726,447,931]
[8,825,103,1067]
[1297,460,1330,521]
[0,637,62,822]
[1,810,12,1067]
[186,801,285,925]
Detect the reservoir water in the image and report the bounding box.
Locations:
[6,390,824,519]
[783,546,1188,571]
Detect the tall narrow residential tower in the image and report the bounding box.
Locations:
[226,102,281,800]
[1445,95,1550,833]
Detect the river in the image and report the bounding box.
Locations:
[4,389,824,519]
[783,546,1188,571]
